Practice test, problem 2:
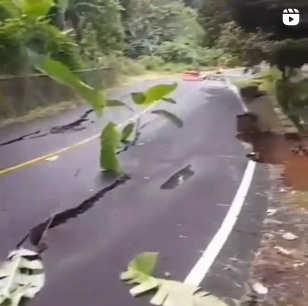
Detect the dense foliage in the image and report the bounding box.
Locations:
[226,0,308,71]
[198,0,308,72]
[0,0,238,75]
[0,0,81,74]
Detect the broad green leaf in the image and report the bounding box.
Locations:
[122,252,228,306]
[100,123,122,172]
[130,278,158,297]
[131,92,146,105]
[129,252,159,276]
[150,280,227,306]
[30,52,105,115]
[103,122,121,148]
[162,97,176,104]
[100,143,120,173]
[144,83,177,105]
[19,0,55,18]
[121,123,135,141]
[120,252,160,296]
[151,110,183,127]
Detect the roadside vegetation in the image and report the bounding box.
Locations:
[0,0,308,305]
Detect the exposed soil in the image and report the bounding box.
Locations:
[243,165,308,306]
[237,89,308,306]
[284,153,308,191]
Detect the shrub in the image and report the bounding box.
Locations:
[28,23,82,71]
[0,17,82,75]
[138,55,165,70]
[0,18,28,74]
[156,41,197,64]
[99,55,145,76]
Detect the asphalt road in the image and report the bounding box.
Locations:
[0,76,268,305]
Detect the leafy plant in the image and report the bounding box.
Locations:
[100,122,122,173]
[121,252,227,306]
[0,0,81,74]
[98,82,180,173]
[31,52,105,114]
[0,0,183,175]
[253,68,282,94]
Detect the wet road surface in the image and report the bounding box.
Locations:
[0,77,268,305]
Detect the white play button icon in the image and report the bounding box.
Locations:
[283,8,300,26]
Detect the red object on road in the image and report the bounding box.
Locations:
[182,70,208,81]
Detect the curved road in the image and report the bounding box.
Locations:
[0,76,268,305]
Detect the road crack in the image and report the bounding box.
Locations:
[16,174,130,250]
[0,109,94,146]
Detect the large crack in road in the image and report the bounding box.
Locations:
[17,175,131,251]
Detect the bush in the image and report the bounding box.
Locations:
[155,41,237,68]
[28,23,82,71]
[0,18,28,74]
[277,79,308,111]
[138,56,165,70]
[156,41,197,64]
[99,55,145,76]
[0,18,82,75]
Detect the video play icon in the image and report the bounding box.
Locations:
[283,8,300,26]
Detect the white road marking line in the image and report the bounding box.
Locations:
[184,79,256,286]
[184,160,256,285]
[226,79,249,112]
[0,105,156,175]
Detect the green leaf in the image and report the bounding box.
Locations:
[121,252,228,306]
[131,92,146,105]
[120,252,160,297]
[121,123,135,141]
[19,0,55,18]
[100,123,122,172]
[129,252,159,276]
[151,110,183,127]
[162,97,176,104]
[150,280,227,306]
[30,53,105,115]
[144,83,177,105]
[130,279,158,297]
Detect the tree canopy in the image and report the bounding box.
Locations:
[228,0,308,39]
[227,0,308,70]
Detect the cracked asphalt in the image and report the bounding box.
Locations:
[0,74,269,305]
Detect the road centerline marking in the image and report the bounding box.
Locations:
[0,105,155,176]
